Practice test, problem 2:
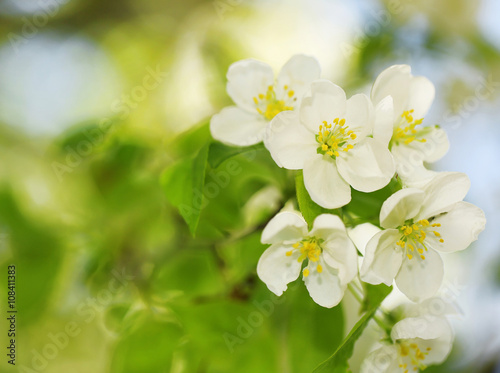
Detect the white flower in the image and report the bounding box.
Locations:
[265,80,395,209]
[360,172,486,302]
[257,211,358,308]
[371,65,449,187]
[210,54,321,146]
[361,315,454,373]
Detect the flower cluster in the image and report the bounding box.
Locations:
[210,55,486,371]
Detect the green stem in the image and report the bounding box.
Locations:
[373,313,391,334]
[348,281,393,337]
[347,283,363,303]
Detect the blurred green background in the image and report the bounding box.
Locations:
[0,0,500,372]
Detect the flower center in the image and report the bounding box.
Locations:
[396,219,444,260]
[316,118,357,158]
[253,85,296,120]
[393,109,427,145]
[397,341,431,372]
[286,237,324,277]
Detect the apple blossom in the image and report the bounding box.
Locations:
[371,65,449,187]
[265,79,395,209]
[360,172,486,302]
[361,314,453,373]
[210,54,321,146]
[257,211,358,308]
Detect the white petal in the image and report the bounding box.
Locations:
[210,106,267,146]
[417,332,454,365]
[391,144,440,187]
[361,345,399,373]
[257,243,302,296]
[303,257,344,308]
[322,242,358,286]
[395,249,444,302]
[226,59,274,113]
[276,54,321,105]
[431,201,486,253]
[407,76,435,119]
[336,138,395,193]
[379,188,425,229]
[347,223,381,256]
[393,126,449,165]
[344,93,373,141]
[261,211,308,244]
[303,155,351,209]
[405,297,461,319]
[391,315,451,341]
[264,110,317,169]
[314,216,358,285]
[416,172,470,220]
[414,335,453,365]
[360,229,403,286]
[310,213,346,239]
[299,80,346,133]
[371,65,411,120]
[421,126,449,162]
[398,168,438,189]
[373,95,394,147]
[391,316,453,365]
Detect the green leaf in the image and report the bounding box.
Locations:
[160,143,209,235]
[151,248,225,299]
[361,283,392,313]
[295,171,339,229]
[312,284,392,373]
[0,189,63,326]
[217,231,266,285]
[110,313,183,373]
[167,120,211,159]
[345,177,402,224]
[55,119,115,151]
[208,142,265,169]
[277,283,345,373]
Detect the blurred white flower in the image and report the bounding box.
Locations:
[361,172,486,302]
[265,79,395,208]
[371,65,449,187]
[361,314,454,373]
[242,185,282,226]
[257,211,357,308]
[210,54,320,146]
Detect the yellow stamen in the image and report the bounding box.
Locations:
[254,85,295,120]
[315,117,357,158]
[398,219,444,261]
